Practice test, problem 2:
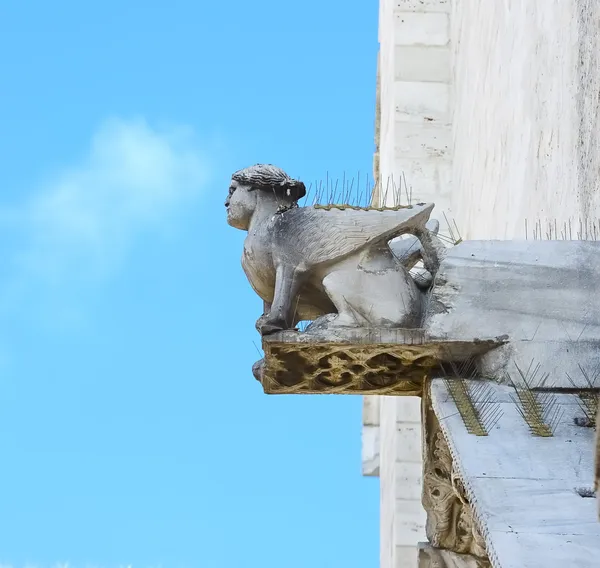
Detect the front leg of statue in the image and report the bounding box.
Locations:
[256,264,305,336]
[255,301,273,335]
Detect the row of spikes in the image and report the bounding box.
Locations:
[526,218,600,241]
[296,173,600,242]
[441,357,600,437]
[297,173,462,246]
[298,172,414,210]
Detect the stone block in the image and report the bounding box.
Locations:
[363,395,381,425]
[390,157,451,206]
[396,545,419,568]
[395,46,451,83]
[396,514,427,546]
[395,122,451,160]
[395,396,422,423]
[394,0,450,12]
[395,461,423,500]
[394,13,449,46]
[428,237,600,342]
[427,240,600,386]
[395,81,451,123]
[396,498,428,517]
[362,424,381,477]
[395,500,426,547]
[396,424,423,462]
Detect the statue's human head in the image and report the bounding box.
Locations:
[225,164,306,230]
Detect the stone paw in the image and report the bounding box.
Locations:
[255,314,287,336]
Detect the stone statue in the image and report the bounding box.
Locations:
[226,164,443,336]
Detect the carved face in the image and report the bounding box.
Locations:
[225,179,257,230]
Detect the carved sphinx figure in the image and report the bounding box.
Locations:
[225,164,442,336]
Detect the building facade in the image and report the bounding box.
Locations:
[364,1,600,567]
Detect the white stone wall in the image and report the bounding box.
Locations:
[367,2,453,568]
[362,395,380,477]
[376,394,427,568]
[451,0,600,240]
[364,1,600,567]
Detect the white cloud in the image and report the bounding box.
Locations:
[16,117,208,284]
[0,117,209,333]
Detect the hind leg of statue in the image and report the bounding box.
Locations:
[322,265,423,329]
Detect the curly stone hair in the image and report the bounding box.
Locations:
[231,164,306,202]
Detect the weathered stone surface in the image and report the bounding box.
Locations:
[427,240,600,386]
[257,328,503,395]
[362,396,381,476]
[225,164,440,337]
[430,379,600,567]
[228,184,600,393]
[428,240,600,342]
[252,236,600,394]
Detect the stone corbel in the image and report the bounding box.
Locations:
[421,383,489,562]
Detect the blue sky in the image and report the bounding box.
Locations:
[0,1,379,567]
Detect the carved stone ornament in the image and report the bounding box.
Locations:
[225,164,444,337]
[225,164,472,392]
[422,385,489,560]
[418,543,491,568]
[257,329,502,395]
[227,164,600,395]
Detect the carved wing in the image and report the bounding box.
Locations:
[276,203,434,267]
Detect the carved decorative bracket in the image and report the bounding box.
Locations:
[257,329,503,395]
[422,383,489,561]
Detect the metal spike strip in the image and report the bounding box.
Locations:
[507,361,564,437]
[440,358,503,436]
[566,365,599,426]
[525,217,600,241]
[313,203,413,212]
[578,392,598,427]
[510,388,554,437]
[301,174,466,246]
[469,381,504,432]
[444,377,488,436]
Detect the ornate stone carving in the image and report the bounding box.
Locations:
[422,386,489,560]
[254,328,504,395]
[260,337,431,395]
[418,543,491,568]
[228,165,600,395]
[225,164,443,337]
